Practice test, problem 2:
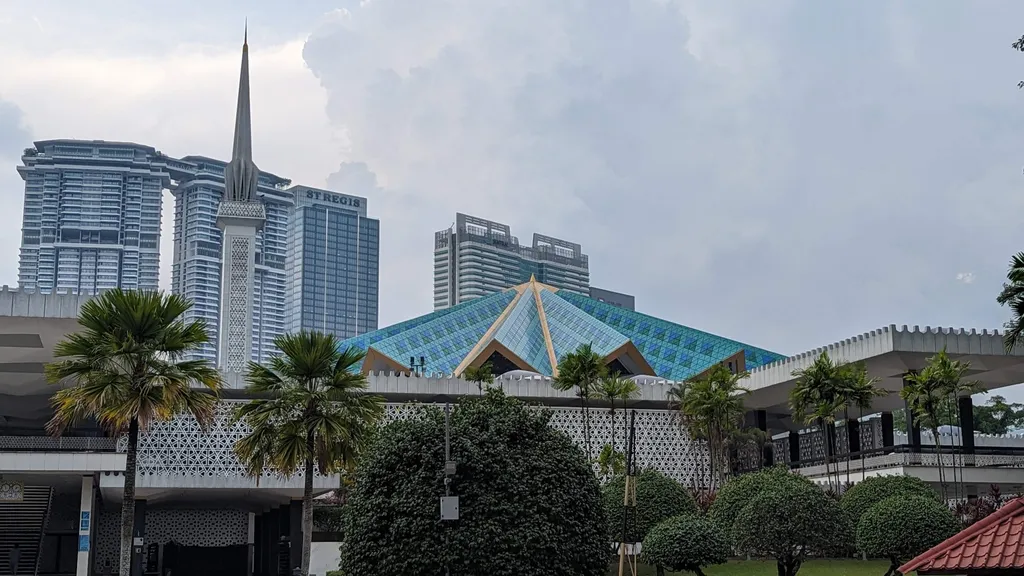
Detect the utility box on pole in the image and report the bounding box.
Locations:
[440,496,460,520]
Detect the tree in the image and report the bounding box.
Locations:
[999,252,1024,350]
[602,469,698,544]
[640,515,730,576]
[45,289,223,576]
[340,390,608,576]
[553,343,607,459]
[708,467,816,542]
[836,361,885,482]
[233,331,384,576]
[732,475,850,576]
[892,395,1024,435]
[463,361,494,392]
[901,349,981,500]
[596,444,625,481]
[790,352,846,491]
[973,395,1024,434]
[667,364,750,490]
[856,495,961,576]
[839,475,939,531]
[597,375,640,453]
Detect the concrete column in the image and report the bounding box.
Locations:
[76,476,94,576]
[130,500,146,576]
[266,506,278,573]
[847,419,861,459]
[250,510,260,573]
[958,396,975,458]
[881,412,895,448]
[248,512,256,576]
[288,501,302,574]
[755,410,774,467]
[902,374,922,450]
[788,431,800,467]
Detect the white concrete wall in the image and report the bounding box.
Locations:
[310,541,341,576]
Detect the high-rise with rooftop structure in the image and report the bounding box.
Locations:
[16,140,174,294]
[433,213,590,310]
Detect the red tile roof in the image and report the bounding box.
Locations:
[899,496,1024,574]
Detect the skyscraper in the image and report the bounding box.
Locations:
[432,213,590,310]
[17,139,173,294]
[284,186,379,338]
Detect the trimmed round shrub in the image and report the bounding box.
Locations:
[340,390,608,576]
[603,469,698,543]
[640,515,730,576]
[856,494,960,574]
[733,477,850,576]
[708,466,815,540]
[841,475,939,528]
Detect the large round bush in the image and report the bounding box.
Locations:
[856,494,960,574]
[640,515,729,576]
[708,466,814,539]
[840,475,939,527]
[340,390,608,576]
[603,469,698,543]
[733,477,850,576]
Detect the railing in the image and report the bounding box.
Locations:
[776,445,1024,478]
[0,436,116,452]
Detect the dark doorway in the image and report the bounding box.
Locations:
[162,542,247,576]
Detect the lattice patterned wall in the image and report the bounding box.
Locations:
[381,403,708,486]
[145,510,249,546]
[92,507,248,573]
[128,401,704,485]
[93,505,120,575]
[128,401,262,478]
[224,235,251,372]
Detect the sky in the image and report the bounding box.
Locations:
[1,1,1024,398]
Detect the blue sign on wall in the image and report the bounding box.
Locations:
[80,511,90,531]
[78,535,89,552]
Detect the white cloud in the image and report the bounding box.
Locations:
[0,36,337,289]
[956,272,976,285]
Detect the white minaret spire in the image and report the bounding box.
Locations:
[216,24,266,373]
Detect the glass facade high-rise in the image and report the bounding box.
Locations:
[285,186,379,338]
[170,156,293,364]
[17,140,173,294]
[433,213,590,310]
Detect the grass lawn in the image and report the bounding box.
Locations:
[609,559,890,575]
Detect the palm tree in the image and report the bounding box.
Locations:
[233,331,384,576]
[668,364,750,490]
[553,343,606,459]
[836,361,885,484]
[464,362,495,393]
[902,350,980,501]
[45,290,223,576]
[790,352,845,491]
[597,375,640,453]
[997,252,1024,352]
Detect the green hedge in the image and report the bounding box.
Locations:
[340,390,608,576]
[603,469,698,543]
[640,514,729,574]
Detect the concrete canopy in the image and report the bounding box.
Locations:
[745,324,1024,431]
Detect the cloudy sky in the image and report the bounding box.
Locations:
[2,1,1024,396]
